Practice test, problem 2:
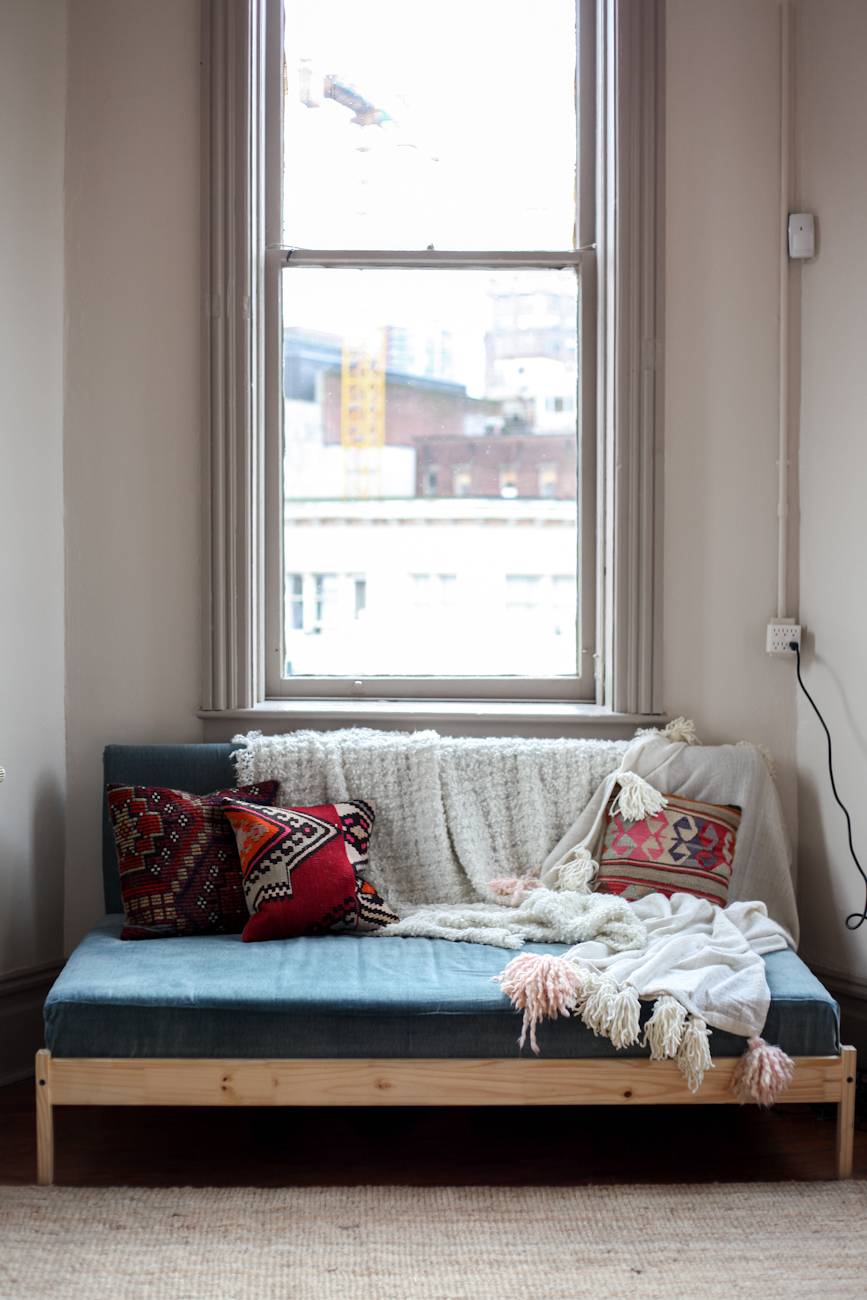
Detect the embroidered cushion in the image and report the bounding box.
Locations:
[107,781,280,939]
[221,798,398,941]
[595,793,741,905]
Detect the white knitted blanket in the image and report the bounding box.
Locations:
[380,886,647,951]
[495,893,791,1092]
[232,728,626,914]
[558,893,787,1040]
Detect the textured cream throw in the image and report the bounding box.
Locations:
[232,728,627,913]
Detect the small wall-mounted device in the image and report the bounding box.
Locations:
[788,213,815,259]
[766,619,802,655]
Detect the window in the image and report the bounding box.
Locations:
[203,1,662,716]
[265,0,594,697]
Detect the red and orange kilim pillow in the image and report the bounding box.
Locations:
[107,781,280,939]
[595,793,741,905]
[220,797,398,942]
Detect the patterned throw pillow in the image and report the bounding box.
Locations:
[595,793,741,905]
[221,798,398,942]
[107,782,280,939]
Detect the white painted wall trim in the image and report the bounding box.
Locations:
[200,700,665,743]
[201,0,264,711]
[810,964,867,1064]
[202,0,664,722]
[602,0,664,716]
[0,963,62,1086]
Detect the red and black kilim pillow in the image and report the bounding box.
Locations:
[107,781,280,939]
[595,792,741,905]
[221,798,398,942]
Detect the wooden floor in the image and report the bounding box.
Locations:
[2,1078,865,1185]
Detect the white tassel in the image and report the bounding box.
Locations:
[731,1037,794,1107]
[555,846,598,893]
[676,1015,713,1093]
[643,994,688,1060]
[608,984,642,1049]
[610,772,668,822]
[578,973,620,1038]
[635,716,700,746]
[662,716,699,745]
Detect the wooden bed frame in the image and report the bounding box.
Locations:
[34,1046,857,1184]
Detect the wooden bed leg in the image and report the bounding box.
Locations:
[35,1049,54,1187]
[836,1045,857,1179]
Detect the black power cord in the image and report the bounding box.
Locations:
[792,641,867,930]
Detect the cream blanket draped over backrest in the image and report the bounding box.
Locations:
[233,728,627,913]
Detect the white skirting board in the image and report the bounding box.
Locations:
[0,964,62,1086]
[809,966,867,1065]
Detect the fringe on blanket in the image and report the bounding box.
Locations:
[635,716,700,746]
[610,772,668,822]
[495,952,794,1102]
[731,1037,795,1106]
[489,845,599,903]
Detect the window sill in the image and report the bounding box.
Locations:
[198,699,666,740]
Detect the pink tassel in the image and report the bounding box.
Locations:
[494,954,584,1054]
[488,875,539,902]
[488,876,521,896]
[731,1036,795,1107]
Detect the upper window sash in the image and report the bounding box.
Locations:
[262,0,597,703]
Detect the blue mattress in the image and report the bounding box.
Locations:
[44,916,840,1061]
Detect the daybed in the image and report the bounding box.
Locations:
[36,741,856,1183]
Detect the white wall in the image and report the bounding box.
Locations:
[63,0,203,946]
[0,0,67,976]
[10,0,857,979]
[664,0,798,837]
[794,0,867,985]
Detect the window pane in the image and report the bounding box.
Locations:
[281,266,579,678]
[283,0,577,250]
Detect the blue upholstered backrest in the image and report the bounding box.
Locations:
[102,743,239,914]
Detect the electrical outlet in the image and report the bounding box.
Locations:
[767,620,802,655]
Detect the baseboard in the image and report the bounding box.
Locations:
[811,964,867,1066]
[0,963,62,1086]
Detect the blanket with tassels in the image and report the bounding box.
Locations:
[417,720,795,1103]
[233,719,798,1105]
[495,892,792,1102]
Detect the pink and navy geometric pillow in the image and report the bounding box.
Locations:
[220,797,398,942]
[107,781,280,939]
[595,793,741,905]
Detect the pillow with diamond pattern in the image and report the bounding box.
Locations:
[220,797,398,941]
[107,781,280,939]
[594,792,741,906]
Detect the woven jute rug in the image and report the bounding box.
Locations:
[1,1182,865,1299]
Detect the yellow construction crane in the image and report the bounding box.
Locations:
[340,330,386,499]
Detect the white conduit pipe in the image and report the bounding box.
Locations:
[777,0,791,619]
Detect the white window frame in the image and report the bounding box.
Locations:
[201,0,663,720]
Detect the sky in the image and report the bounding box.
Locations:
[283,0,578,250]
[281,0,579,394]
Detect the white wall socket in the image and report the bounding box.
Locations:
[766,620,802,655]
